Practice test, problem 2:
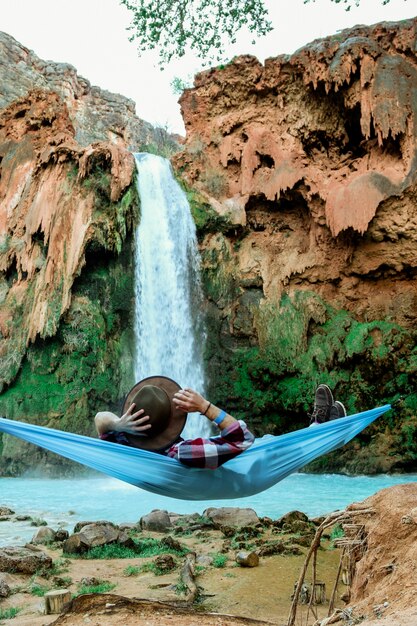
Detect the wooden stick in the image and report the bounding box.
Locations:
[286,508,375,626]
[180,552,197,603]
[328,546,344,616]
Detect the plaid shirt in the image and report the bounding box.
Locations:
[100,420,254,470]
[166,420,254,469]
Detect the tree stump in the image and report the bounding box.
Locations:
[44,589,71,614]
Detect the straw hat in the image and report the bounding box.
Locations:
[121,375,187,451]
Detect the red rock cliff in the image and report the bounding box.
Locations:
[176,18,417,321]
[0,33,160,459]
[174,18,417,472]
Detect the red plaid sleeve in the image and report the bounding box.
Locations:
[166,420,254,470]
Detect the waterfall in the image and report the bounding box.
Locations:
[133,153,207,438]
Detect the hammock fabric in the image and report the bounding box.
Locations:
[0,405,391,501]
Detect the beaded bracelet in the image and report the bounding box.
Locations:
[213,410,227,425]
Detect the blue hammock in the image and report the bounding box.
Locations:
[0,406,391,501]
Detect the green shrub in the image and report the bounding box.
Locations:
[330,524,344,542]
[123,565,141,576]
[211,553,227,568]
[0,607,21,619]
[138,561,172,576]
[30,583,50,597]
[175,581,189,596]
[76,537,188,560]
[73,581,116,597]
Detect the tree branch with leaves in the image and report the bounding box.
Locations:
[120,0,272,65]
[121,0,402,66]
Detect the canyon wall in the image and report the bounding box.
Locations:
[0,32,176,474]
[1,20,417,475]
[175,18,417,473]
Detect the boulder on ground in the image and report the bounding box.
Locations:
[77,523,119,547]
[276,511,309,528]
[63,533,90,554]
[63,523,120,554]
[283,520,314,535]
[73,520,118,533]
[31,526,56,545]
[154,554,176,572]
[203,507,260,529]
[0,506,14,517]
[257,541,286,556]
[54,529,69,542]
[117,529,136,548]
[0,578,11,598]
[236,551,259,567]
[141,510,172,533]
[0,546,52,574]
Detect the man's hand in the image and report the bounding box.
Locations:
[173,388,208,414]
[173,388,236,429]
[114,404,151,435]
[95,406,151,436]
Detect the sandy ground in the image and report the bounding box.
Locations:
[0,527,342,626]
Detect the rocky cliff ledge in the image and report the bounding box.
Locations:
[0,31,173,151]
[175,18,417,473]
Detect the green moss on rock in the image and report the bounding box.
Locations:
[0,173,139,475]
[204,288,416,472]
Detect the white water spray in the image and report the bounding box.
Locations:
[133,153,207,437]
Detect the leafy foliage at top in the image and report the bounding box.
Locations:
[120,0,272,64]
[121,0,402,65]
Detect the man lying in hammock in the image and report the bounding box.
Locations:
[95,377,346,470]
[94,375,255,470]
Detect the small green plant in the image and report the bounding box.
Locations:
[0,607,21,619]
[30,583,50,597]
[66,163,79,181]
[0,234,11,254]
[75,544,138,559]
[330,524,345,542]
[139,561,172,576]
[187,135,206,158]
[175,581,189,596]
[73,537,187,560]
[123,565,141,577]
[73,581,116,597]
[39,558,70,579]
[171,75,193,95]
[211,553,227,568]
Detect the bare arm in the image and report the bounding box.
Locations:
[173,389,236,429]
[95,404,151,436]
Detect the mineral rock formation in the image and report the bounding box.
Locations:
[177,18,417,311]
[175,18,417,472]
[0,88,135,388]
[0,31,169,150]
[0,32,167,474]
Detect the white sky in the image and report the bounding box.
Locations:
[2,0,416,133]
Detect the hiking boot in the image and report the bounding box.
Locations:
[329,401,347,421]
[308,384,334,425]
